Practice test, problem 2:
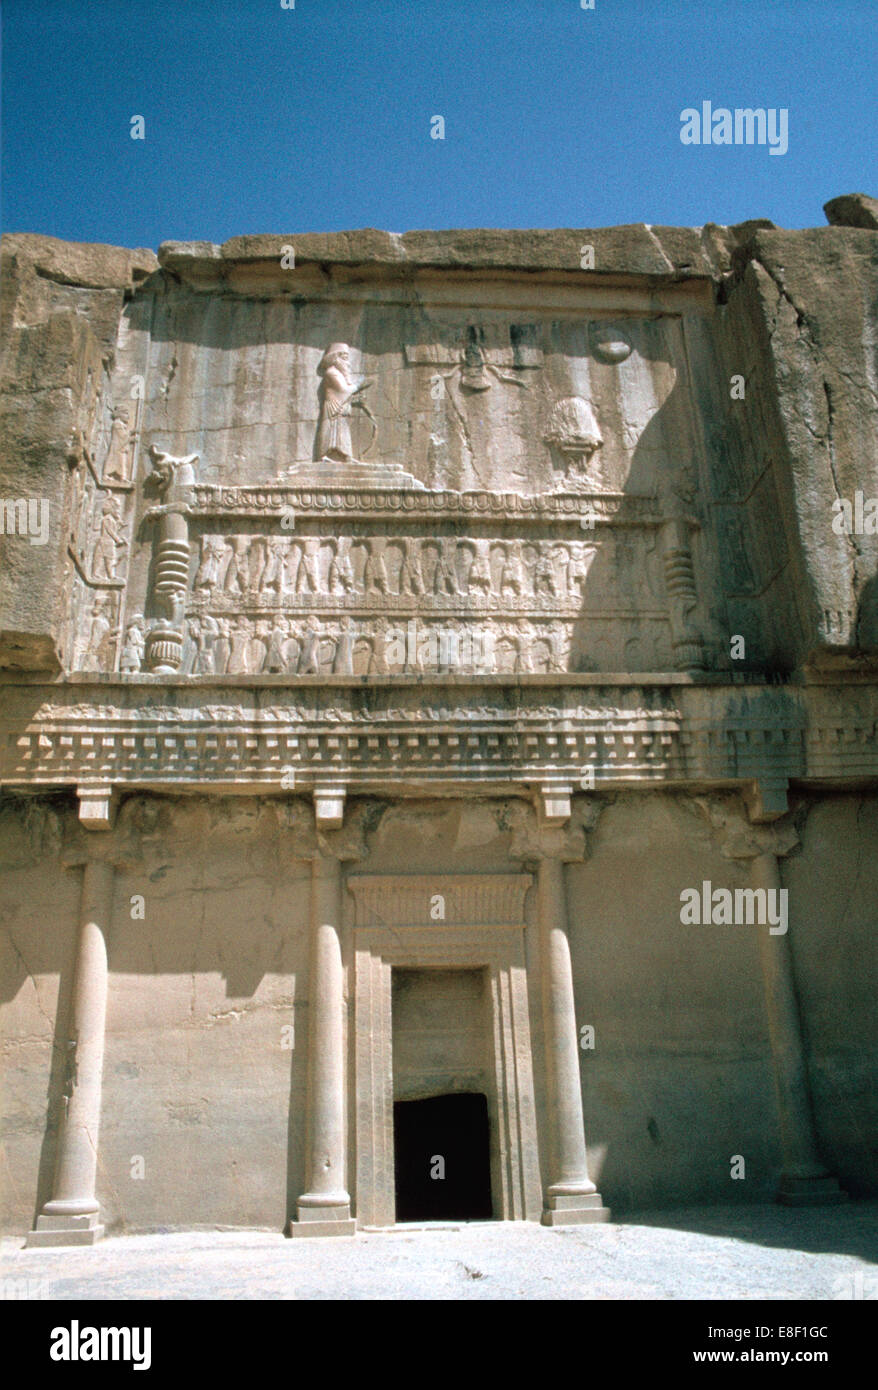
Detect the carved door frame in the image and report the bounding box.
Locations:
[347,874,543,1227]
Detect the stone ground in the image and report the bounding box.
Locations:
[2,1202,876,1300]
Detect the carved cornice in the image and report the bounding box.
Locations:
[2,685,876,795]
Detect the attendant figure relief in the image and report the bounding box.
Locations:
[259,537,288,598]
[213,617,232,675]
[83,592,115,672]
[333,617,356,675]
[398,537,425,597]
[120,613,146,673]
[297,538,322,596]
[283,540,303,595]
[194,536,227,598]
[433,538,461,597]
[467,540,493,598]
[91,495,128,582]
[102,407,133,483]
[499,544,525,600]
[328,536,356,596]
[248,537,270,594]
[188,614,219,674]
[227,617,252,674]
[264,617,290,673]
[248,618,272,673]
[364,539,390,597]
[298,615,321,674]
[224,537,250,596]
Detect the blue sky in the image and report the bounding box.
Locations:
[1,0,875,248]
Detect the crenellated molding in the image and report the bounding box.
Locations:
[2,682,877,795]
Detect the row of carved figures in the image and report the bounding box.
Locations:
[118,613,570,676]
[192,533,601,604]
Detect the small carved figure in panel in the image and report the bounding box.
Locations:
[567,541,597,598]
[248,537,270,594]
[328,536,356,596]
[333,616,356,675]
[120,613,146,673]
[264,617,290,673]
[533,545,558,599]
[249,618,272,673]
[213,617,232,675]
[297,538,322,596]
[227,616,252,674]
[398,537,425,597]
[194,536,226,598]
[432,538,461,598]
[299,615,321,674]
[259,537,288,598]
[364,539,390,597]
[499,544,525,600]
[467,540,492,598]
[494,631,520,673]
[82,592,116,672]
[284,540,303,595]
[281,622,301,674]
[188,614,218,674]
[102,407,133,483]
[91,495,128,582]
[224,537,250,597]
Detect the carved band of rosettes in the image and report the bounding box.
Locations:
[188,486,663,523]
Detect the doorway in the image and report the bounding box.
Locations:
[393,1093,493,1221]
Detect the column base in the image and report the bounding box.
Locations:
[290,1194,356,1238]
[25,1213,104,1248]
[289,1218,357,1238]
[541,1192,611,1226]
[776,1173,848,1207]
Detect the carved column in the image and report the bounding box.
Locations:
[512,800,610,1225]
[751,849,846,1204]
[696,795,846,1205]
[26,792,136,1247]
[290,798,361,1237]
[142,449,198,674]
[659,466,706,672]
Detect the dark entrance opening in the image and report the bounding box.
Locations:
[393,1092,493,1222]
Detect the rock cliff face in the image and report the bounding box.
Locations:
[1,211,876,677]
[1,206,876,1238]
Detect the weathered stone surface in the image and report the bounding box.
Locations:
[824,193,878,230]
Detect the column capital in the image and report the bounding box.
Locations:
[743,778,790,823]
[314,783,346,830]
[510,797,604,865]
[690,792,799,863]
[60,818,142,872]
[77,784,118,831]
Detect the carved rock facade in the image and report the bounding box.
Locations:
[1,213,876,1241]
